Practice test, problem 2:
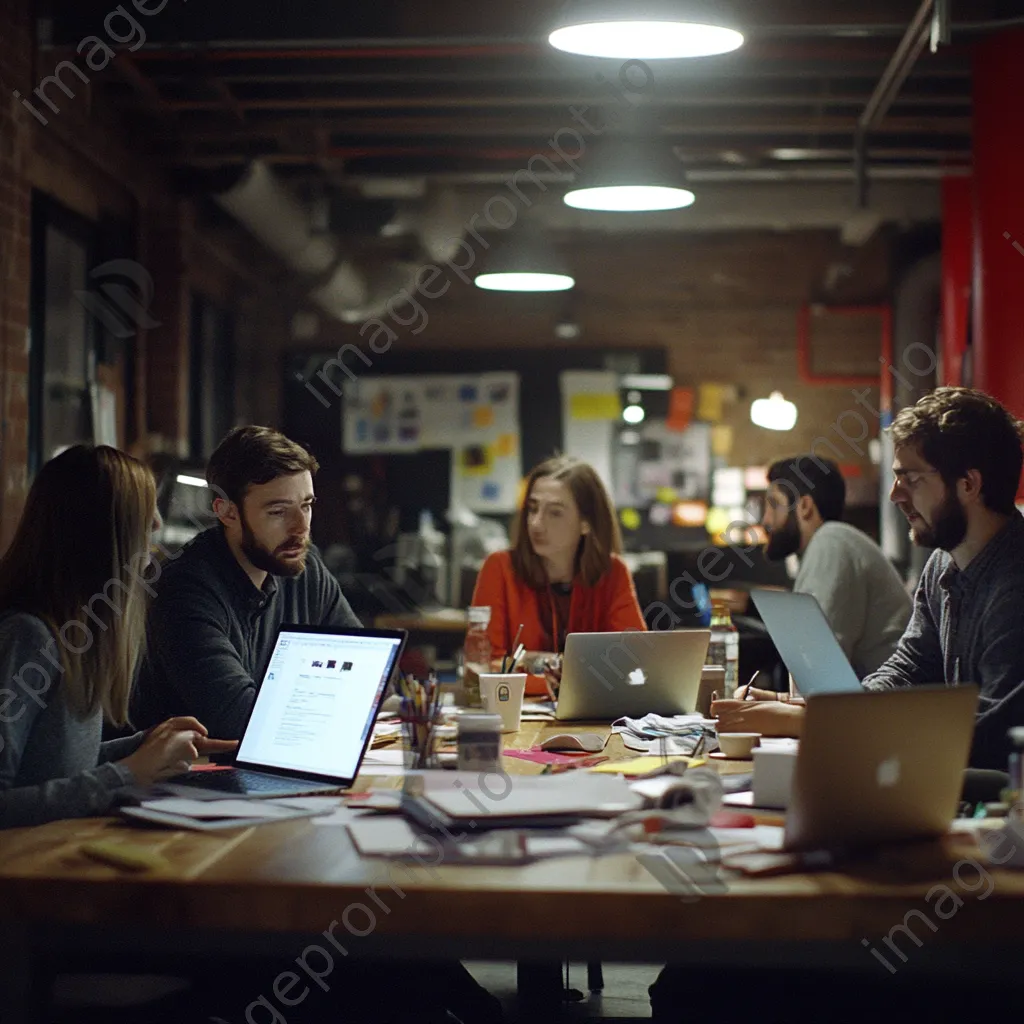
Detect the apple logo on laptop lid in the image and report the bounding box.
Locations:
[628,668,646,687]
[876,757,901,788]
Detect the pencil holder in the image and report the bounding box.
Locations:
[398,674,443,771]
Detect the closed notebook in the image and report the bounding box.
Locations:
[400,770,642,831]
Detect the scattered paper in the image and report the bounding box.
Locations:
[362,749,407,766]
[311,806,378,827]
[139,798,300,820]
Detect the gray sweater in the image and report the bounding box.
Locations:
[795,521,913,678]
[131,526,361,739]
[864,513,1024,770]
[0,612,143,829]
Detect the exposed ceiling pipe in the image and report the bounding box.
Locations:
[855,0,938,210]
[121,16,1024,58]
[214,160,339,275]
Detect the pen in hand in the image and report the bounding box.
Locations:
[745,670,759,700]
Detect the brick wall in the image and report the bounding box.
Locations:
[0,0,34,548]
[261,228,897,497]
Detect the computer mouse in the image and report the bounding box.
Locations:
[539,733,607,753]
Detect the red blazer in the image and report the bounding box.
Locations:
[470,550,647,658]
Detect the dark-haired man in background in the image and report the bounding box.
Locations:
[760,454,912,678]
[131,425,362,739]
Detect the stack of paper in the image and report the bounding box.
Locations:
[120,796,342,831]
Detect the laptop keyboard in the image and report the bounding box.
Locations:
[171,769,320,794]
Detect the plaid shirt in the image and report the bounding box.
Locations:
[864,512,1024,770]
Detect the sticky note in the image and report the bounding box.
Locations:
[697,384,725,423]
[473,406,494,428]
[570,393,622,421]
[711,425,734,457]
[495,433,516,457]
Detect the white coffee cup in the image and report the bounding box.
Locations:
[478,673,527,733]
[717,732,762,759]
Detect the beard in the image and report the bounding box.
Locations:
[908,491,968,552]
[764,510,802,561]
[239,511,310,577]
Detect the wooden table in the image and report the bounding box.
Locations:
[373,610,469,632]
[2,720,1023,1020]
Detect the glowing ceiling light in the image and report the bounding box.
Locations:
[750,391,798,431]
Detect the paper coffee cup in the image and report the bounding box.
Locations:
[478,673,527,733]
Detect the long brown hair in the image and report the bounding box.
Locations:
[0,446,156,724]
[510,455,622,589]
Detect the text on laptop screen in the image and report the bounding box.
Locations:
[236,630,400,779]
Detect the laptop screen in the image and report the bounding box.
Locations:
[236,628,403,781]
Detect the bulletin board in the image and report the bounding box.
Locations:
[342,373,522,512]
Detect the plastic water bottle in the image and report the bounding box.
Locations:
[707,601,739,698]
[463,606,492,708]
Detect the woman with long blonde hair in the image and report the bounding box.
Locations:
[0,445,235,828]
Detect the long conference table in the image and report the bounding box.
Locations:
[2,718,1024,1021]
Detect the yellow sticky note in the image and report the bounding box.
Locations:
[697,384,725,423]
[570,393,622,421]
[711,425,734,457]
[495,433,516,457]
[460,445,493,476]
[473,406,494,429]
[589,756,698,776]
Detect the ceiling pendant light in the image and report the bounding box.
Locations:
[474,232,575,293]
[549,1,744,60]
[751,391,798,432]
[564,137,695,213]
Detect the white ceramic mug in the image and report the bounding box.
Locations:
[717,732,762,759]
[478,673,527,733]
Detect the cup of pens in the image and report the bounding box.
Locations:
[398,673,443,771]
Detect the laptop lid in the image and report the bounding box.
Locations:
[232,625,406,787]
[784,684,979,852]
[556,630,711,720]
[750,589,863,695]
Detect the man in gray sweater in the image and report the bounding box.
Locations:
[761,454,912,678]
[131,426,362,739]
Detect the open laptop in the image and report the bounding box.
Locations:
[555,629,711,720]
[784,685,979,851]
[158,625,406,799]
[750,589,863,696]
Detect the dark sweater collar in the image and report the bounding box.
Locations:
[203,526,279,610]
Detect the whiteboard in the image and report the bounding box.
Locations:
[342,373,522,512]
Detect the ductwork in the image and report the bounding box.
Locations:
[214,162,471,326]
[214,161,339,276]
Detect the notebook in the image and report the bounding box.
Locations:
[155,625,406,799]
[555,629,711,720]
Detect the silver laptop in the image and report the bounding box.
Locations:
[750,589,863,696]
[555,629,711,721]
[785,685,979,851]
[158,625,406,799]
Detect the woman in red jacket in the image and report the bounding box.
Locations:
[471,454,646,688]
